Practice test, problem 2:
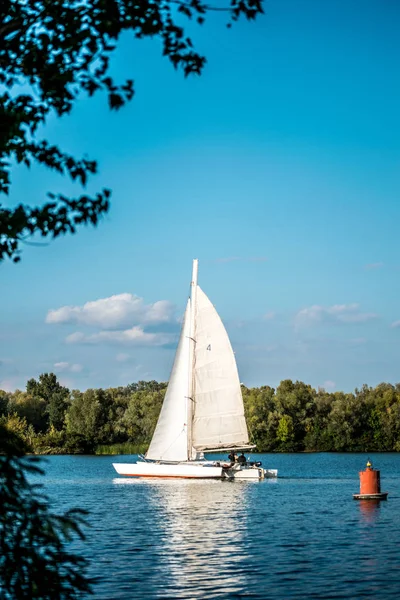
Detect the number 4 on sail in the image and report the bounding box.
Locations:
[113,259,278,480]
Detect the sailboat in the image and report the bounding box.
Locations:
[113,260,277,480]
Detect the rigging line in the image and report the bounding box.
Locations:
[159,426,186,461]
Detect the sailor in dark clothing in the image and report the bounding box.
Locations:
[237,452,246,465]
[228,450,236,464]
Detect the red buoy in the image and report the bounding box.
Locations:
[353,460,388,500]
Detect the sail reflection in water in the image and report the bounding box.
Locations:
[114,478,254,598]
[154,480,253,598]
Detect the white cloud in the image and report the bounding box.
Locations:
[65,332,85,344]
[391,320,400,329]
[295,304,378,328]
[323,380,336,391]
[46,294,175,329]
[54,361,69,371]
[116,353,130,362]
[0,378,17,392]
[66,326,171,346]
[54,361,83,373]
[365,262,384,270]
[58,377,75,389]
[263,311,276,321]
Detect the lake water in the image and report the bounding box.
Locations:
[40,453,400,599]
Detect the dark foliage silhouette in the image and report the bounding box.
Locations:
[0,425,93,598]
[0,0,263,262]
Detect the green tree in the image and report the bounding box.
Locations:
[123,389,165,444]
[327,392,368,452]
[6,377,400,455]
[32,425,67,455]
[0,0,263,263]
[103,386,133,443]
[47,391,69,430]
[243,385,278,451]
[65,388,113,448]
[360,383,400,450]
[389,404,400,451]
[27,372,68,402]
[127,380,168,394]
[26,373,69,430]
[0,412,36,448]
[276,415,295,450]
[8,391,48,433]
[374,384,400,451]
[275,380,316,450]
[0,390,9,416]
[304,389,335,451]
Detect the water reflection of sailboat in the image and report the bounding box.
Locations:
[147,479,252,598]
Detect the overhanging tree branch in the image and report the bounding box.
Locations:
[0,0,264,263]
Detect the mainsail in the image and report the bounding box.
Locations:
[192,286,249,451]
[146,301,190,462]
[146,260,250,463]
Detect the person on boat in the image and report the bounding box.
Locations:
[228,450,236,464]
[237,452,247,465]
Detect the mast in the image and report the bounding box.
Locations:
[187,258,198,460]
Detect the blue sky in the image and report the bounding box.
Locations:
[1,0,399,393]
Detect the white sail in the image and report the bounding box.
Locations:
[192,286,249,451]
[146,301,190,462]
[113,260,277,479]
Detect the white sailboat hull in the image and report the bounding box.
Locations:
[113,462,223,479]
[224,466,278,480]
[113,461,278,480]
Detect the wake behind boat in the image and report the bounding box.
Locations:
[113,259,277,480]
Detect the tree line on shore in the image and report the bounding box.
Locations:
[1,374,400,454]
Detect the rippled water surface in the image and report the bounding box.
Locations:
[41,453,400,599]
